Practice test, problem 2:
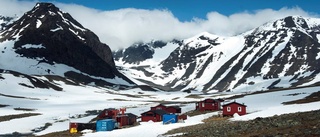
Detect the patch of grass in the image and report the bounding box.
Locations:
[164,109,320,137]
[0,104,10,108]
[226,85,320,100]
[104,91,142,98]
[32,122,53,133]
[39,130,82,137]
[202,115,229,122]
[14,107,36,111]
[171,97,180,100]
[18,83,34,88]
[283,91,320,105]
[112,98,129,101]
[185,94,203,99]
[184,110,218,117]
[283,92,306,96]
[0,113,41,122]
[0,93,40,100]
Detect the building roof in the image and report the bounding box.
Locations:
[141,109,168,116]
[98,108,117,116]
[198,98,223,103]
[222,101,247,107]
[217,98,225,102]
[118,113,137,118]
[166,105,181,110]
[102,108,117,111]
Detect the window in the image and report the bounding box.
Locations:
[202,103,204,107]
[156,107,162,110]
[227,107,231,112]
[238,107,242,112]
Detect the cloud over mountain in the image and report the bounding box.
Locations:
[0,1,318,50]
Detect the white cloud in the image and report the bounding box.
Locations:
[0,0,34,16]
[0,1,318,50]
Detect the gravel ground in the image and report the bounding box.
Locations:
[164,109,320,137]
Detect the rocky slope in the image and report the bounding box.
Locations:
[165,109,320,137]
[114,16,320,92]
[0,3,135,87]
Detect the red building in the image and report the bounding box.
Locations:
[150,104,167,111]
[222,101,247,116]
[141,110,168,122]
[97,108,118,119]
[196,98,223,111]
[116,113,137,127]
[166,106,182,114]
[151,104,182,114]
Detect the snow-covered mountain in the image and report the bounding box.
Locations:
[114,16,320,92]
[0,3,135,88]
[1,2,320,136]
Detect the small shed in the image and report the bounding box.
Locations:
[141,109,168,122]
[222,101,247,116]
[96,119,116,132]
[69,122,78,133]
[163,114,178,124]
[151,104,167,111]
[116,113,137,127]
[166,106,182,114]
[196,98,223,111]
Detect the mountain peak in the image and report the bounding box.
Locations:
[0,3,135,86]
[282,16,308,29]
[0,2,86,42]
[35,2,55,8]
[29,2,65,20]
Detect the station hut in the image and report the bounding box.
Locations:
[222,101,247,116]
[141,109,168,122]
[196,98,223,111]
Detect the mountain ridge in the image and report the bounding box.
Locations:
[114,15,320,92]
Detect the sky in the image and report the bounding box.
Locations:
[0,0,319,50]
[39,0,320,22]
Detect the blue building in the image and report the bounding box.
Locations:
[163,114,178,124]
[96,119,116,132]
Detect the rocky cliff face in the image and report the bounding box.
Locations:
[0,3,135,86]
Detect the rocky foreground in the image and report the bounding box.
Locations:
[164,109,320,137]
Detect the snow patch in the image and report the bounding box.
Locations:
[36,19,42,28]
[50,25,63,32]
[69,28,85,41]
[21,44,45,49]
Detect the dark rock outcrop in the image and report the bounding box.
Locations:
[0,3,134,85]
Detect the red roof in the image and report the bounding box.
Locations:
[222,101,247,107]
